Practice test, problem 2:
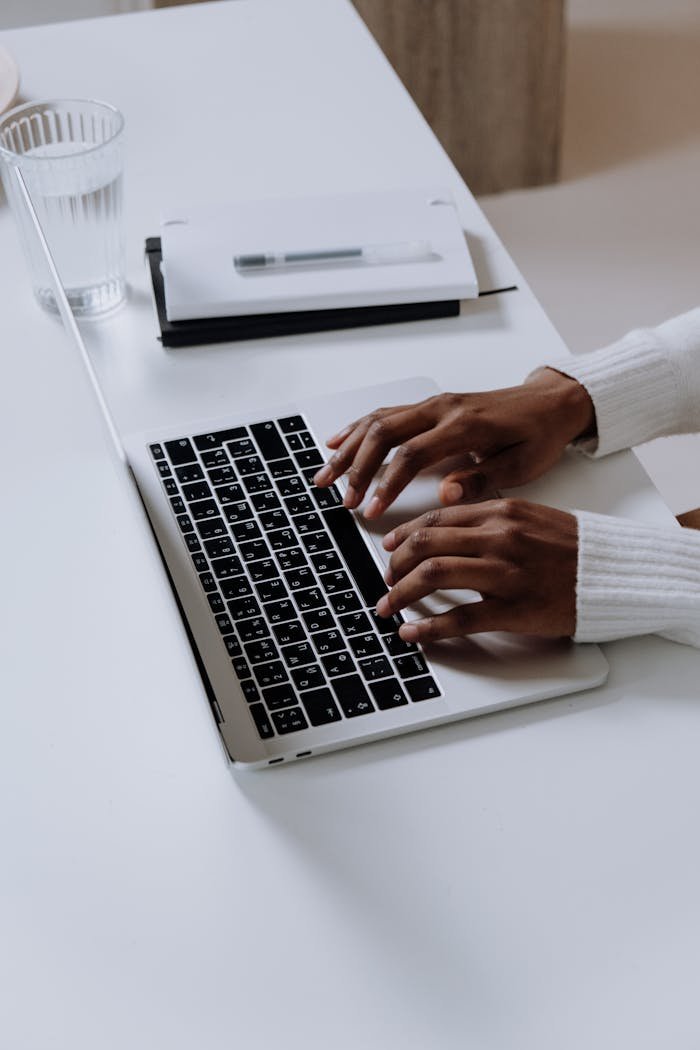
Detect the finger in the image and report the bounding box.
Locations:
[363,422,465,519]
[439,444,527,503]
[315,406,412,492]
[383,503,494,551]
[376,557,498,617]
[325,403,411,450]
[399,599,507,642]
[386,526,487,585]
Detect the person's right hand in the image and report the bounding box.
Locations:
[313,367,596,519]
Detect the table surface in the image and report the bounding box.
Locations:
[1,3,700,1048]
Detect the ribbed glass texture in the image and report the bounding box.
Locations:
[0,99,125,316]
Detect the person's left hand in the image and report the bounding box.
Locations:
[377,499,578,642]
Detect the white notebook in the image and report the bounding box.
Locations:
[160,188,479,321]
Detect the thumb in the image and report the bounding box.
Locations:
[440,445,526,504]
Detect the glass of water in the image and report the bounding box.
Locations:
[0,98,125,316]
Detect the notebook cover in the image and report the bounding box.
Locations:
[145,238,460,348]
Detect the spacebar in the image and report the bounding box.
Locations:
[323,507,388,607]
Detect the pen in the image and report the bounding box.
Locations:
[234,239,434,273]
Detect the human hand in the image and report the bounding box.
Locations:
[313,369,595,519]
[376,499,578,641]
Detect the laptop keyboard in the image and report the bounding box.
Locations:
[149,414,441,741]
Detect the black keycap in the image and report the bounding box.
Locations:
[384,633,419,657]
[301,531,333,554]
[177,514,194,535]
[331,675,375,718]
[284,567,315,592]
[278,414,305,433]
[323,507,387,607]
[284,494,314,517]
[250,420,288,461]
[215,483,245,505]
[237,455,265,476]
[268,528,297,551]
[294,588,325,612]
[370,678,409,710]
[182,480,212,503]
[189,550,206,575]
[249,559,278,583]
[310,550,343,575]
[273,622,306,646]
[264,599,297,624]
[250,703,274,739]
[198,571,217,593]
[244,638,279,664]
[211,555,243,580]
[301,687,341,726]
[303,608,336,633]
[228,595,261,621]
[349,633,383,659]
[163,477,179,496]
[227,437,255,458]
[394,653,429,680]
[221,576,253,600]
[263,684,298,711]
[302,468,321,485]
[255,578,288,604]
[251,491,281,513]
[312,629,345,655]
[281,642,315,669]
[240,538,271,562]
[170,496,186,516]
[292,665,326,692]
[157,461,172,478]
[194,427,247,451]
[176,463,205,484]
[150,442,165,460]
[215,613,233,636]
[406,676,440,702]
[233,658,251,682]
[238,617,270,643]
[359,656,393,682]
[370,611,404,635]
[231,520,262,544]
[259,508,290,532]
[207,592,226,614]
[243,472,272,494]
[225,501,254,524]
[191,499,220,521]
[294,512,323,535]
[207,465,237,487]
[321,651,355,678]
[329,590,362,615]
[165,438,197,465]
[205,536,235,559]
[269,458,297,479]
[337,611,372,636]
[285,432,304,452]
[241,680,260,703]
[319,570,352,595]
[253,661,289,688]
[223,635,242,658]
[294,449,324,468]
[276,475,305,497]
[276,546,307,571]
[200,448,228,469]
[311,485,342,510]
[272,707,309,735]
[185,533,202,553]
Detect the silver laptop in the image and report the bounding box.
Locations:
[17,168,608,769]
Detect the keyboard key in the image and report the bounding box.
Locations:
[207,465,237,487]
[349,633,383,659]
[301,687,341,726]
[191,499,220,521]
[182,480,212,503]
[198,571,217,593]
[244,638,279,664]
[370,678,408,710]
[194,427,247,451]
[265,599,297,624]
[284,494,314,516]
[321,651,355,678]
[310,550,343,575]
[319,570,352,594]
[251,491,282,513]
[262,683,298,711]
[323,507,387,607]
[406,676,440,702]
[311,485,342,509]
[269,457,297,479]
[165,438,197,465]
[329,590,362,615]
[272,707,309,735]
[211,555,243,580]
[227,437,255,458]
[237,455,265,476]
[241,680,260,703]
[294,587,326,612]
[250,420,288,461]
[276,546,307,570]
[221,576,253,600]
[232,656,250,680]
[302,608,336,633]
[239,538,271,562]
[205,536,236,559]
[214,483,245,504]
[163,477,179,496]
[268,528,296,551]
[243,472,272,494]
[331,675,374,718]
[284,567,315,591]
[228,595,261,621]
[312,629,345,655]
[253,660,289,688]
[370,611,404,635]
[259,508,290,532]
[394,653,429,679]
[215,613,234,635]
[200,448,228,468]
[238,617,270,642]
[250,702,274,739]
[359,656,393,682]
[384,633,419,658]
[185,533,202,553]
[294,512,323,535]
[298,431,317,449]
[278,414,306,433]
[337,611,372,636]
[150,442,165,460]
[249,559,278,583]
[276,475,305,497]
[273,621,306,646]
[294,449,324,468]
[255,577,288,603]
[302,468,321,485]
[230,520,262,544]
[225,501,254,524]
[222,635,242,658]
[157,461,172,478]
[176,463,205,484]
[301,531,333,554]
[292,665,326,692]
[170,496,186,516]
[207,592,226,614]
[177,514,194,535]
[281,642,315,668]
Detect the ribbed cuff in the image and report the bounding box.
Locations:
[655,308,700,434]
[573,511,700,647]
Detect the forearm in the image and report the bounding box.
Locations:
[574,511,700,647]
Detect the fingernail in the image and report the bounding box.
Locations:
[328,425,351,445]
[314,465,333,485]
[443,481,463,504]
[344,485,360,509]
[364,496,382,519]
[384,567,394,585]
[376,595,390,617]
[400,623,420,642]
[383,530,396,550]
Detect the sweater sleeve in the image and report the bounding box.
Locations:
[545,307,700,457]
[574,511,700,647]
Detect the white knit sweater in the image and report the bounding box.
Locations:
[545,307,700,647]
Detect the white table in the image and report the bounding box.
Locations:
[2,4,700,1048]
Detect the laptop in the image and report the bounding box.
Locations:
[16,168,609,769]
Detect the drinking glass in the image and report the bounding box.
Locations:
[0,98,126,316]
